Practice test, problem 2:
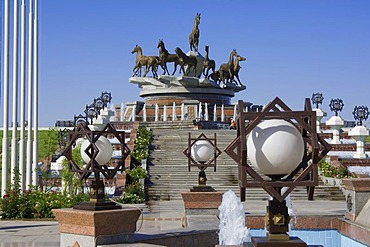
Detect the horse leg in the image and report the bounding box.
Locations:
[172,62,178,75]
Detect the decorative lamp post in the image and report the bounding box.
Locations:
[349,106,370,159]
[329,98,344,116]
[85,103,99,125]
[225,97,331,245]
[101,91,112,108]
[326,98,344,144]
[62,122,130,210]
[183,133,221,192]
[74,113,88,127]
[311,92,327,133]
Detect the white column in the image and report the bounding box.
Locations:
[26,0,34,189]
[120,103,124,121]
[32,0,39,186]
[19,0,26,190]
[204,102,208,121]
[155,104,159,122]
[213,104,217,121]
[142,104,147,122]
[233,104,237,120]
[131,105,136,121]
[163,105,167,121]
[198,102,202,119]
[1,0,10,196]
[181,103,185,120]
[221,104,225,122]
[172,102,176,121]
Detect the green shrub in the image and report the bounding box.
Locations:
[318,160,354,178]
[115,182,145,204]
[0,169,89,219]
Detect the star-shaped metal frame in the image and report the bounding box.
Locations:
[224,97,332,202]
[62,122,130,181]
[183,133,222,172]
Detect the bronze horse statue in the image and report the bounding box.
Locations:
[218,49,237,83]
[230,55,246,86]
[189,13,201,52]
[175,47,197,76]
[202,45,216,77]
[131,45,158,78]
[157,39,180,75]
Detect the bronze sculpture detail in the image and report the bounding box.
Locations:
[175,47,197,77]
[157,39,180,75]
[131,45,158,78]
[189,13,201,52]
[202,45,216,77]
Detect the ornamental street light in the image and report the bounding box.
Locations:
[62,122,130,210]
[329,98,344,116]
[183,133,221,192]
[225,97,331,243]
[311,92,324,108]
[352,105,370,126]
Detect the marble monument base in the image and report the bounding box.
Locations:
[52,207,141,247]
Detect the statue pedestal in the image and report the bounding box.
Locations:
[52,207,141,247]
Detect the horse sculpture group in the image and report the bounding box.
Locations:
[131,13,246,87]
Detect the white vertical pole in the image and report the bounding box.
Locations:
[163,105,167,121]
[32,0,38,186]
[204,103,208,121]
[11,0,20,188]
[155,104,158,122]
[19,0,26,190]
[233,104,237,120]
[26,0,33,189]
[1,0,10,196]
[181,103,185,120]
[213,104,217,121]
[142,104,146,122]
[172,102,176,121]
[221,104,225,122]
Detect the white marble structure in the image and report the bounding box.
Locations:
[349,125,369,159]
[313,108,327,133]
[326,115,344,144]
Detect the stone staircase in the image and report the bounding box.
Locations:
[146,127,345,201]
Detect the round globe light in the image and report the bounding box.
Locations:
[247,119,304,177]
[191,140,214,163]
[80,136,113,165]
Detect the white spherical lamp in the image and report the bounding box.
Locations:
[247,119,304,177]
[80,136,113,165]
[191,140,214,163]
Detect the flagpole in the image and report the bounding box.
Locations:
[32,0,38,186]
[26,0,33,189]
[1,0,10,196]
[19,0,27,190]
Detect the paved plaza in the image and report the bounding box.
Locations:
[0,199,346,246]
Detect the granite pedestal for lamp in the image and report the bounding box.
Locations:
[52,123,141,247]
[224,97,332,247]
[181,133,223,225]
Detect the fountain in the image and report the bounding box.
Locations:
[218,190,249,245]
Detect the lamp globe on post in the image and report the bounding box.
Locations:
[191,140,214,187]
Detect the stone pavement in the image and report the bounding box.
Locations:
[0,199,346,246]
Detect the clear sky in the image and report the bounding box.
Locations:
[2,0,370,127]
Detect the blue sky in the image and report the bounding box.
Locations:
[2,0,370,127]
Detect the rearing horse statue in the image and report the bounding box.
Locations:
[157,39,180,75]
[189,13,201,52]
